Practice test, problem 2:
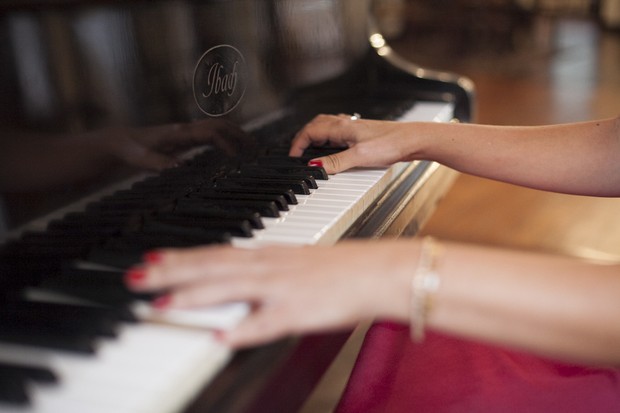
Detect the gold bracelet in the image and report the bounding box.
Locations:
[411,237,442,342]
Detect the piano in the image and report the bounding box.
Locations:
[0,0,474,412]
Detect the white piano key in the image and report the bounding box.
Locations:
[134,301,250,331]
[0,323,231,413]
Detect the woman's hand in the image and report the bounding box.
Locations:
[125,240,415,348]
[289,114,418,174]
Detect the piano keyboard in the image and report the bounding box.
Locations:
[0,101,454,413]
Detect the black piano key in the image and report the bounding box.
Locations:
[85,199,165,213]
[167,204,264,229]
[197,185,298,205]
[300,146,347,158]
[176,197,280,218]
[261,146,294,157]
[113,232,229,249]
[37,283,149,312]
[0,375,29,405]
[11,234,93,257]
[215,177,310,195]
[0,331,97,354]
[57,267,130,288]
[88,232,231,268]
[108,185,188,199]
[0,245,68,280]
[130,176,199,193]
[87,248,149,269]
[47,217,125,236]
[143,216,253,238]
[189,189,289,211]
[57,210,136,221]
[161,205,264,229]
[0,361,58,384]
[158,164,217,180]
[0,301,113,353]
[0,362,57,405]
[0,300,121,338]
[240,164,328,180]
[38,267,153,311]
[235,171,318,189]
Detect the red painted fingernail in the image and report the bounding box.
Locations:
[125,267,146,285]
[144,251,162,264]
[213,330,227,342]
[308,160,323,167]
[152,294,172,309]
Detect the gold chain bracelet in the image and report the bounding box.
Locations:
[411,237,443,342]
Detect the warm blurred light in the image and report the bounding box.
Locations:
[369,33,386,49]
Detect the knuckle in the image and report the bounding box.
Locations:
[326,154,342,171]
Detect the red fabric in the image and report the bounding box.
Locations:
[336,322,620,413]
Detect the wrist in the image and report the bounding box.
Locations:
[409,236,443,341]
[369,240,423,324]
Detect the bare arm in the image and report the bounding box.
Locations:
[430,241,620,366]
[127,239,620,366]
[290,115,620,196]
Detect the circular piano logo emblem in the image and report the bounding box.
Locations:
[193,45,247,117]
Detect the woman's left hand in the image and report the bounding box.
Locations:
[125,240,415,348]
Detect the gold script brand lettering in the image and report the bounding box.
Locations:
[203,61,238,98]
[193,44,247,116]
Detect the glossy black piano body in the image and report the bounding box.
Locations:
[0,0,474,411]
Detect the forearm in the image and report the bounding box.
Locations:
[127,237,620,362]
[410,116,620,196]
[423,241,620,365]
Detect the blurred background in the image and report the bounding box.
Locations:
[303,1,620,411]
[374,0,620,261]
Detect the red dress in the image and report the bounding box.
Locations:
[336,322,620,413]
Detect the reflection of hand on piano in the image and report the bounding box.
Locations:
[105,118,249,171]
[0,119,250,191]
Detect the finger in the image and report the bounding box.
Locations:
[289,114,341,157]
[308,148,361,174]
[126,245,240,291]
[220,306,298,348]
[159,275,266,309]
[289,130,329,157]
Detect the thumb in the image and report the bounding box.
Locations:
[309,149,359,174]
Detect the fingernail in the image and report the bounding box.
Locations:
[125,267,146,285]
[308,159,323,167]
[144,250,163,264]
[152,294,172,309]
[213,329,227,342]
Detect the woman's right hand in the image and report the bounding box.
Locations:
[289,114,419,174]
